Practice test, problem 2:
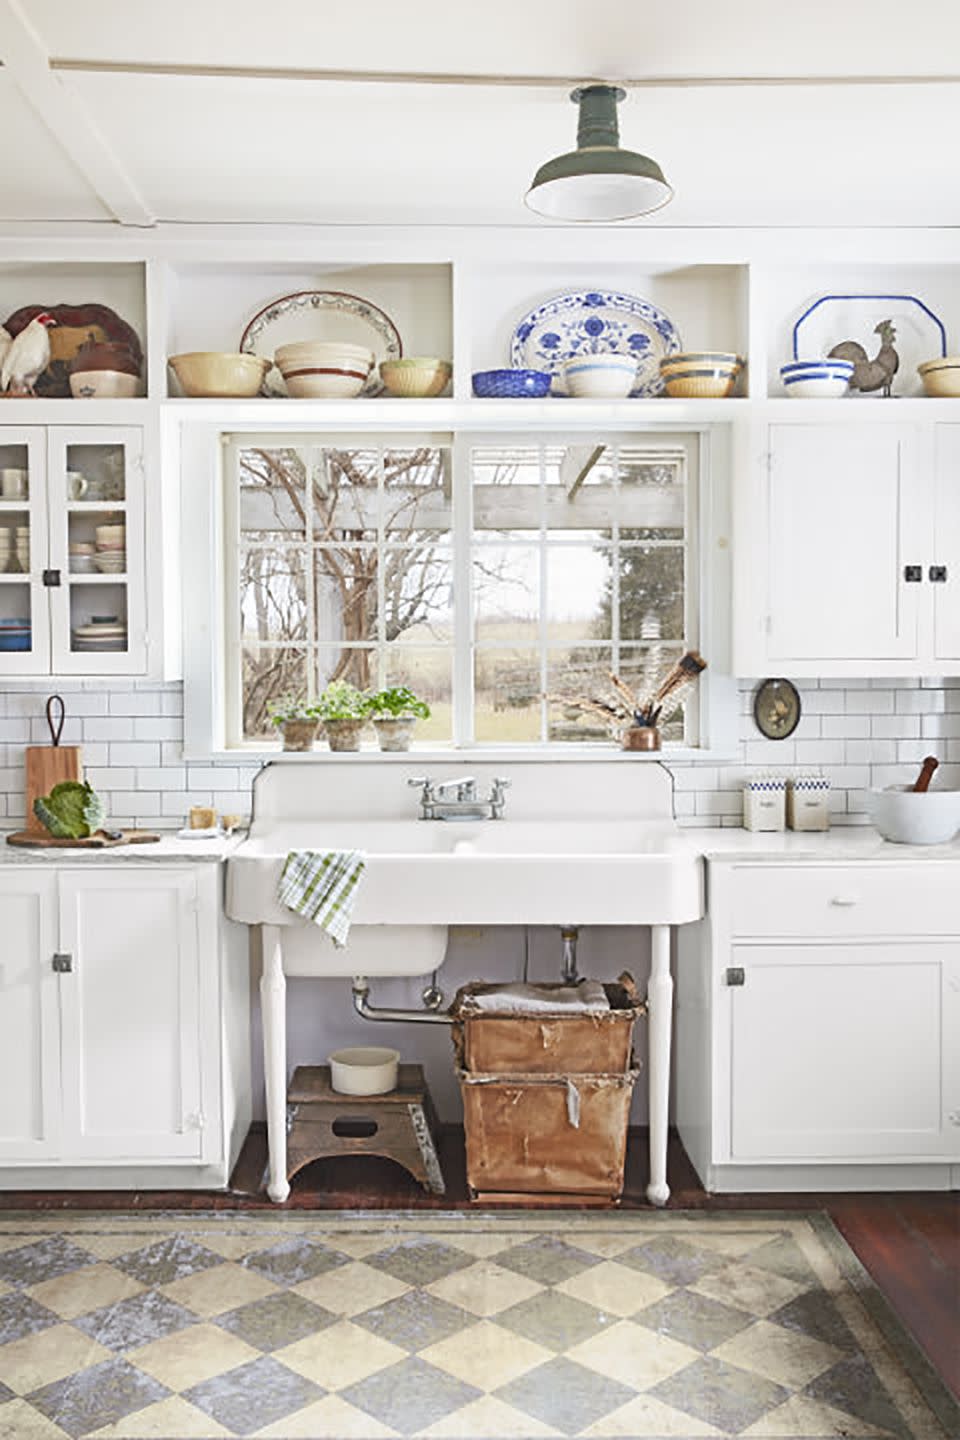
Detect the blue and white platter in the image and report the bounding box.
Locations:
[510,290,682,397]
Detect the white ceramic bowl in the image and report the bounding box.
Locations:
[275,340,375,365]
[868,785,960,845]
[69,370,140,400]
[780,359,854,398]
[917,357,960,398]
[562,353,638,399]
[328,1046,400,1096]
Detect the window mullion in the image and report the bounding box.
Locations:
[305,446,317,702]
[376,443,387,689]
[538,442,548,744]
[452,434,475,746]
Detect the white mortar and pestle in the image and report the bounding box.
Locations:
[868,756,960,845]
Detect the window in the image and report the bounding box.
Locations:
[222,432,701,749]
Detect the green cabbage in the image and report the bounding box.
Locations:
[33,781,106,839]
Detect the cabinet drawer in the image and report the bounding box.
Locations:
[727,864,959,937]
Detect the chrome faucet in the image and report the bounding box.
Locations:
[408,775,511,821]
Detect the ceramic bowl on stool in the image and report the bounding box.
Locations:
[562,353,638,399]
[328,1046,400,1095]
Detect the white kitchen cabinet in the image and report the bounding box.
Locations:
[0,861,250,1190]
[734,420,959,677]
[57,870,205,1162]
[677,860,960,1192]
[0,872,60,1161]
[933,423,960,662]
[0,426,146,676]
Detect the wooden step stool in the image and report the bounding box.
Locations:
[285,1064,445,1195]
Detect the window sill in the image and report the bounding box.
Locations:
[188,743,738,765]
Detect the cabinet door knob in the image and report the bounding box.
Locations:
[51,952,73,973]
[725,967,746,987]
[830,895,859,907]
[929,565,948,583]
[903,565,923,582]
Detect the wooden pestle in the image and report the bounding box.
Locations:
[912,756,939,793]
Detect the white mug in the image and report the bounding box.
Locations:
[67,473,88,501]
[1,469,27,500]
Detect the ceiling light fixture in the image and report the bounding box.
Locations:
[525,83,673,222]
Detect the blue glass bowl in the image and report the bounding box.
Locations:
[472,368,552,398]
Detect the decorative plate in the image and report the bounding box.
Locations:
[510,290,681,397]
[753,678,801,740]
[3,303,143,399]
[792,294,947,398]
[240,290,402,397]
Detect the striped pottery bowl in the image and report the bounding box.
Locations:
[661,353,743,398]
[917,356,960,397]
[275,340,375,399]
[780,358,854,398]
[562,353,638,399]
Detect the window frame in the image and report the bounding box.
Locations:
[180,420,737,761]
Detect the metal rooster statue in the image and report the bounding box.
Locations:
[829,319,899,396]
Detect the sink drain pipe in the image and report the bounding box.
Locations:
[352,977,454,1025]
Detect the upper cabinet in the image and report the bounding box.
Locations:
[733,419,959,676]
[0,426,147,675]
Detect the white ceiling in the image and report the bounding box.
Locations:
[1,0,959,229]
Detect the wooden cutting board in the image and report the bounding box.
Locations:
[24,695,82,834]
[6,830,161,849]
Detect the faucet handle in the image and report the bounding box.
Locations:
[407,776,435,798]
[491,776,511,794]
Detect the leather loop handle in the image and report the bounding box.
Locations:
[46,694,65,747]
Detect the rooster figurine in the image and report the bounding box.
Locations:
[829,319,899,397]
[1,312,57,396]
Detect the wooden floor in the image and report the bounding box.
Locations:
[2,1126,957,1400]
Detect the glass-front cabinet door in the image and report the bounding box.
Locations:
[0,426,145,677]
[47,428,145,674]
[0,428,50,675]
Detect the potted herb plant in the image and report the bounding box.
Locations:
[268,695,320,752]
[316,680,369,752]
[366,686,431,751]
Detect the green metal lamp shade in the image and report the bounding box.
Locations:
[525,84,673,222]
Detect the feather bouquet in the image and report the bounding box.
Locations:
[550,651,707,742]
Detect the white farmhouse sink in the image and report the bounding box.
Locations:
[227,817,702,933]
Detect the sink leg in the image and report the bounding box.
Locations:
[261,924,290,1203]
[646,924,672,1208]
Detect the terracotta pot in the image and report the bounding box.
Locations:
[323,718,366,752]
[372,716,417,752]
[621,725,661,752]
[69,339,141,378]
[279,718,318,752]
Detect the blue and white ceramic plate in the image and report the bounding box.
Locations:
[510,290,682,397]
[791,294,947,398]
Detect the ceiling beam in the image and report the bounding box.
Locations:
[0,1,154,227]
[46,59,960,89]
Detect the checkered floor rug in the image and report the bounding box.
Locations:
[0,1211,954,1438]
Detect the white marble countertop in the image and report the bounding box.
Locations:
[679,826,960,863]
[0,832,243,864]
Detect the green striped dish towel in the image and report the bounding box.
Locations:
[277,850,366,947]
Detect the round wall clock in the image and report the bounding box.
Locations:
[753,678,801,740]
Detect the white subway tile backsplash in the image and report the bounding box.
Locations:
[0,676,955,835]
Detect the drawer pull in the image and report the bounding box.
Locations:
[830,895,859,907]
